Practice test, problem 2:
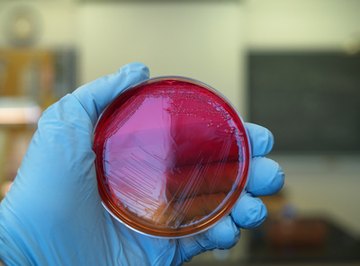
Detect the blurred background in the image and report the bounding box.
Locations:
[0,0,359,265]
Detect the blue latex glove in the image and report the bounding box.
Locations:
[0,63,284,266]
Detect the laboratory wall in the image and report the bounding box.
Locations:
[246,0,360,50]
[77,3,245,114]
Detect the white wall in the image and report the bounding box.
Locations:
[77,2,246,114]
[246,0,360,50]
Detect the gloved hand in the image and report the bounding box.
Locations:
[0,63,284,266]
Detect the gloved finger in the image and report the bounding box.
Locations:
[231,192,267,229]
[73,62,149,125]
[246,157,285,196]
[178,216,240,262]
[204,216,240,249]
[245,123,274,157]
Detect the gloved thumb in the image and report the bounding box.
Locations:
[73,62,149,125]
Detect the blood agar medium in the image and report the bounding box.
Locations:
[94,77,250,238]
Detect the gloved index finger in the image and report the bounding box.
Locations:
[245,123,274,157]
[73,62,149,125]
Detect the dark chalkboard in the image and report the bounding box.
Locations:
[248,51,360,154]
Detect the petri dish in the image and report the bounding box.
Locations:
[93,77,250,238]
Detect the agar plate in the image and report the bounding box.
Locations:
[94,77,250,238]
